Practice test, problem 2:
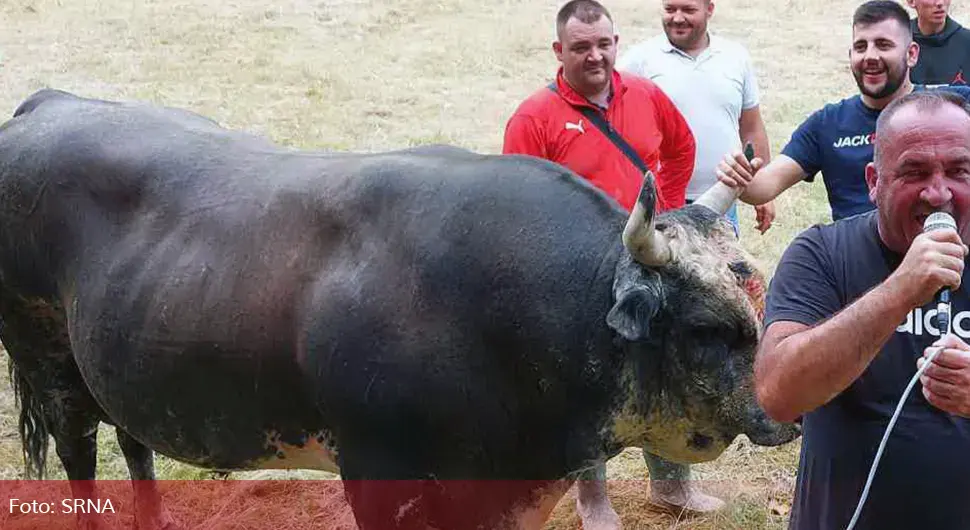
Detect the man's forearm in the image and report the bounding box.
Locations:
[757,281,914,422]
[738,155,806,205]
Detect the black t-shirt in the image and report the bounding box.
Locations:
[766,211,970,530]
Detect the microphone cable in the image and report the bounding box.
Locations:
[845,302,952,530]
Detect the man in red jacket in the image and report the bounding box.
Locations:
[503,0,695,213]
[503,1,717,527]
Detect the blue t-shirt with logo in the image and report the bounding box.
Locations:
[781,85,970,221]
[766,211,970,530]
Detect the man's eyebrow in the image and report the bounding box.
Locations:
[896,158,927,172]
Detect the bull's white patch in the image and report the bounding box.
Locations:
[395,496,422,524]
[253,430,340,473]
[639,413,727,464]
[610,382,728,465]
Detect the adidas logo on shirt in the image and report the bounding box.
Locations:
[897,307,970,338]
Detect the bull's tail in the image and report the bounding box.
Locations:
[8,359,49,478]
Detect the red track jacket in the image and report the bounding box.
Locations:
[503,68,695,212]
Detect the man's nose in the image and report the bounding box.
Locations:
[921,174,955,206]
[588,48,602,62]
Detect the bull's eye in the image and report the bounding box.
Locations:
[694,325,735,346]
[728,260,752,276]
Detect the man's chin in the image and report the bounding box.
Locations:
[861,84,893,100]
[666,34,693,49]
[583,72,609,87]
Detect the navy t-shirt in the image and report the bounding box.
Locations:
[766,211,970,530]
[781,85,970,221]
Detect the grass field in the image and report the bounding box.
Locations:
[1,0,963,528]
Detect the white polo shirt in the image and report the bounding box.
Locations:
[618,34,761,200]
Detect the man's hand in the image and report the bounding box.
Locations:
[754,201,775,234]
[716,150,763,191]
[918,334,970,418]
[887,229,968,308]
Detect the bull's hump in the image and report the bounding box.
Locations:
[12,88,79,117]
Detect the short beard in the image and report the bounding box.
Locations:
[665,24,705,50]
[853,64,907,100]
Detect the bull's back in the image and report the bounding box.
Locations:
[1,90,628,475]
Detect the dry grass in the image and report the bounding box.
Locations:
[2,0,965,528]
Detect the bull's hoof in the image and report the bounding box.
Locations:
[576,497,622,530]
[647,482,725,516]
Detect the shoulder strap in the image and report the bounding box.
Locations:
[547,83,650,175]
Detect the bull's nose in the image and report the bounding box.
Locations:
[744,416,801,447]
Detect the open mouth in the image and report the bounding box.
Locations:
[916,212,956,229]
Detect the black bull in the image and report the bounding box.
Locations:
[0,90,797,529]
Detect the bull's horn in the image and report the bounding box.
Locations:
[693,181,741,215]
[622,171,672,267]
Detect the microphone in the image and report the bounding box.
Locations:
[924,211,958,334]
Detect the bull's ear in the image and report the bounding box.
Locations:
[607,287,661,341]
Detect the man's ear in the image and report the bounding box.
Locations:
[607,287,662,341]
[865,161,879,203]
[908,41,920,68]
[553,41,563,62]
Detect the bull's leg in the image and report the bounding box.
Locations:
[575,464,622,530]
[46,396,105,530]
[3,297,112,530]
[341,478,429,530]
[116,429,179,530]
[513,480,575,530]
[337,448,430,530]
[643,452,724,514]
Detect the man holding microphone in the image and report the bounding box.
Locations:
[751,91,970,529]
